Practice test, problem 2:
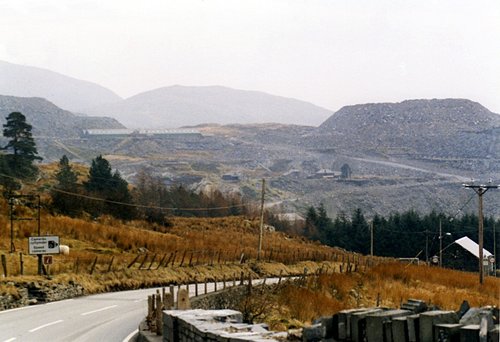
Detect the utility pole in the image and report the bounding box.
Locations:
[494,221,497,275]
[439,219,442,267]
[7,195,42,274]
[463,183,498,284]
[257,179,265,260]
[370,221,374,257]
[425,230,429,264]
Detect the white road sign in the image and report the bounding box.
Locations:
[29,236,60,255]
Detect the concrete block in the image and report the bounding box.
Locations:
[365,309,411,342]
[383,321,392,342]
[351,308,383,342]
[401,299,428,314]
[419,310,458,342]
[407,314,420,342]
[459,324,479,342]
[392,316,409,342]
[302,323,325,341]
[488,325,499,342]
[456,301,470,319]
[313,316,336,339]
[338,308,369,340]
[433,323,462,342]
[177,288,191,310]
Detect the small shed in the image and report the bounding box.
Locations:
[442,236,495,274]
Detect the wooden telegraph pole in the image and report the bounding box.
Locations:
[463,183,498,284]
[257,179,265,260]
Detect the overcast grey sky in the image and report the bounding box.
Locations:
[0,0,499,113]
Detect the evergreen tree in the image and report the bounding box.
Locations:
[51,155,81,216]
[84,155,135,220]
[304,206,319,240]
[1,112,41,194]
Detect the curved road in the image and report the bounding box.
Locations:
[0,279,270,342]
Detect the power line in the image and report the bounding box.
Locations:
[0,171,257,212]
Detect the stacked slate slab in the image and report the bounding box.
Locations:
[314,302,498,342]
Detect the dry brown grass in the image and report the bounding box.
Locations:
[1,202,498,329]
[261,261,499,331]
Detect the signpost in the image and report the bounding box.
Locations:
[29,236,60,255]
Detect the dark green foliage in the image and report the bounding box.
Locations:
[83,155,135,220]
[0,112,41,194]
[298,206,499,260]
[51,155,81,216]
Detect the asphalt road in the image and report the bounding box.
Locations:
[0,279,269,342]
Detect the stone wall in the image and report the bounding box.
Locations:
[162,309,286,342]
[0,280,84,310]
[309,301,499,342]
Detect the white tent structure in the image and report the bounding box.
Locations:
[453,236,495,275]
[454,236,493,259]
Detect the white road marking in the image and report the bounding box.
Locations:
[122,328,138,342]
[81,305,118,316]
[0,306,30,315]
[45,298,74,305]
[2,338,17,342]
[29,319,64,332]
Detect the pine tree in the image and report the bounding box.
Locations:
[2,112,42,179]
[51,155,80,216]
[84,155,135,220]
[0,112,41,195]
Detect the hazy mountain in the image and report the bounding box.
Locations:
[0,60,122,112]
[316,99,500,159]
[83,85,332,128]
[0,95,124,138]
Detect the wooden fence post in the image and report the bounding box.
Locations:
[19,252,24,275]
[127,254,141,268]
[188,252,194,267]
[138,254,148,269]
[179,251,186,267]
[89,256,98,275]
[74,257,80,273]
[156,290,163,335]
[148,254,157,270]
[1,254,7,277]
[147,295,153,325]
[171,251,177,267]
[156,254,166,270]
[107,256,114,272]
[194,279,198,296]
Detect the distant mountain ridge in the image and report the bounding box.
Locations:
[83,85,333,128]
[0,60,122,112]
[0,95,124,138]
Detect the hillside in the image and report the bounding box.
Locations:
[0,95,125,161]
[316,99,500,160]
[0,60,122,112]
[82,85,333,128]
